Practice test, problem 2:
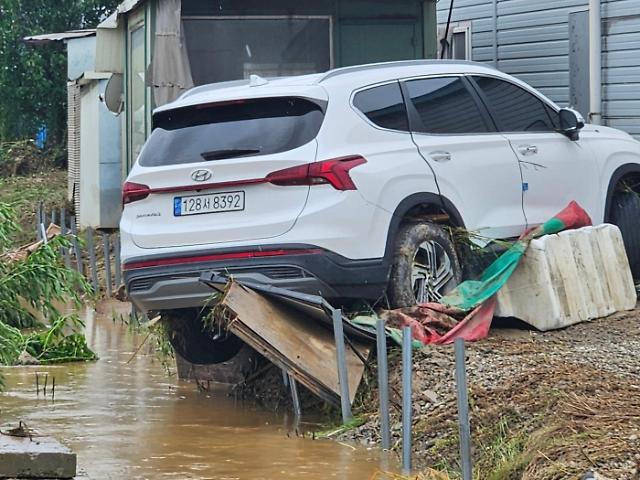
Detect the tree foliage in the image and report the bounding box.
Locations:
[0,202,96,377]
[0,0,120,143]
[0,202,89,329]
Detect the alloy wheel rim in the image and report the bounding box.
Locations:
[411,240,454,303]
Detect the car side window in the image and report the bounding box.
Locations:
[353,82,409,131]
[472,76,557,132]
[404,77,490,134]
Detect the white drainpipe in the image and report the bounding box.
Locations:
[589,0,602,125]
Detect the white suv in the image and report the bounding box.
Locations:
[121,60,640,314]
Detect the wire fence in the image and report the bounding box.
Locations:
[36,203,121,299]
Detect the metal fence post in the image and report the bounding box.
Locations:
[332,308,352,424]
[288,372,302,418]
[102,233,112,297]
[60,208,71,269]
[113,233,122,288]
[455,338,473,480]
[402,326,413,475]
[36,203,43,240]
[130,303,138,326]
[376,319,391,450]
[86,227,99,293]
[40,223,48,244]
[69,216,83,274]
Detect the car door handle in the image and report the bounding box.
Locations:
[517,145,538,156]
[429,151,451,162]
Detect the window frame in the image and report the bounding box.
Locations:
[399,74,498,136]
[125,6,152,171]
[466,74,561,135]
[451,22,472,61]
[181,15,335,80]
[437,21,472,61]
[349,80,412,135]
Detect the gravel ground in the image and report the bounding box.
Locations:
[337,305,640,479]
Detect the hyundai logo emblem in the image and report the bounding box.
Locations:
[191,169,213,182]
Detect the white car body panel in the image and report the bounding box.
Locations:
[120,60,640,307]
[506,130,601,226]
[410,132,526,239]
[125,141,317,250]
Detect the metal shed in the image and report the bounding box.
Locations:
[24,31,123,230]
[95,0,440,170]
[436,0,640,137]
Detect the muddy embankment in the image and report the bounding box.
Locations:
[241,307,640,480]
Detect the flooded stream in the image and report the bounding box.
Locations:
[0,302,394,479]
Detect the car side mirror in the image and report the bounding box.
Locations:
[559,108,585,141]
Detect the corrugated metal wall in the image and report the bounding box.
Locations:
[602,3,640,136]
[436,0,640,137]
[67,82,81,207]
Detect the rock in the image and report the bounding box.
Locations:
[423,389,439,404]
[16,351,40,365]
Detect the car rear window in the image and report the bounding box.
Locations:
[139,97,324,167]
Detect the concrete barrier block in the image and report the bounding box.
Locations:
[496,224,637,331]
[0,433,76,479]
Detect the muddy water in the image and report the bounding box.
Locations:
[0,303,393,479]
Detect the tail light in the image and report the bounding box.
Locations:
[122,181,150,205]
[266,155,367,190]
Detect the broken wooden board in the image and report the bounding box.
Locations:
[221,282,370,406]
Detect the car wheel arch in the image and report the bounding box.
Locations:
[383,193,465,262]
[604,164,640,221]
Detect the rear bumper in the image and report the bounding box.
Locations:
[123,245,389,311]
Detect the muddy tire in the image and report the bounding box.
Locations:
[609,191,640,279]
[387,222,463,309]
[163,309,244,365]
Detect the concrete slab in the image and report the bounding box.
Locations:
[496,224,637,330]
[0,433,76,479]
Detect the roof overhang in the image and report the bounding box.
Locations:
[23,29,96,46]
[97,0,147,29]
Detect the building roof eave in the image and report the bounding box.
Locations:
[97,0,148,30]
[23,29,96,45]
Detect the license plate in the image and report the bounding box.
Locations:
[174,191,245,216]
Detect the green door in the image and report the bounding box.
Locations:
[339,20,419,66]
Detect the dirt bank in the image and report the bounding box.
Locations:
[333,306,640,479]
[0,168,67,244]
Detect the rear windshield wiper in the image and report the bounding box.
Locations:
[200,148,261,161]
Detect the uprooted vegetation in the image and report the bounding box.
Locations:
[0,202,96,387]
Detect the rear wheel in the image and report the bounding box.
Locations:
[609,191,640,279]
[388,222,463,308]
[162,309,244,365]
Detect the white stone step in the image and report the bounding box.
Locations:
[0,431,76,479]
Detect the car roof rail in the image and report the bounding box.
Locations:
[317,59,496,83]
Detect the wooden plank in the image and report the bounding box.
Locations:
[221,282,369,405]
